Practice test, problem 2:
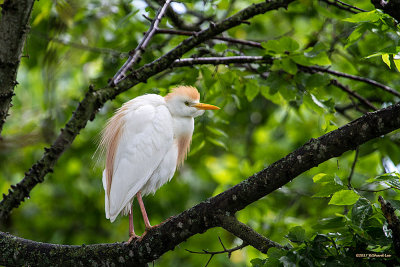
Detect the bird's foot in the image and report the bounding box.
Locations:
[126,233,140,244]
[145,223,161,232]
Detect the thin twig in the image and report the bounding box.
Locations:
[218,236,227,251]
[156,28,263,48]
[330,80,378,111]
[185,242,248,257]
[31,31,128,57]
[356,186,396,192]
[172,56,271,67]
[301,65,400,98]
[109,0,172,85]
[185,241,248,267]
[320,0,366,13]
[347,147,359,189]
[218,215,286,253]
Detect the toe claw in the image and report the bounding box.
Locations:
[126,234,140,244]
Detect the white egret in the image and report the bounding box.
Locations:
[99,86,219,242]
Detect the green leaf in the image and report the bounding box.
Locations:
[307,51,331,66]
[245,82,260,101]
[231,94,241,109]
[382,54,391,68]
[394,59,400,72]
[287,226,306,243]
[260,86,271,98]
[305,73,331,90]
[250,258,266,267]
[206,126,228,137]
[329,190,360,205]
[312,183,344,197]
[313,173,332,183]
[207,137,228,150]
[374,173,400,189]
[281,58,298,75]
[343,10,380,23]
[200,67,217,88]
[346,24,367,48]
[262,39,282,54]
[214,43,228,53]
[189,140,205,156]
[351,198,372,228]
[262,36,299,54]
[280,36,299,52]
[291,54,312,66]
[313,217,345,230]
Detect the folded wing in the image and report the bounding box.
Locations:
[102,95,174,222]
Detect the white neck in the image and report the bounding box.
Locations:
[172,116,194,139]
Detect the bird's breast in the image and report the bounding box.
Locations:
[172,117,194,167]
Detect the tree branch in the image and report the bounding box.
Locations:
[299,65,400,98]
[0,0,36,136]
[0,0,295,221]
[330,80,378,111]
[110,0,172,85]
[1,101,400,265]
[152,0,202,32]
[172,56,271,66]
[156,28,264,49]
[185,237,248,267]
[218,215,285,253]
[320,0,367,13]
[347,147,359,188]
[378,196,400,257]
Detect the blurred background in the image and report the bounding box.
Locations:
[1,0,399,265]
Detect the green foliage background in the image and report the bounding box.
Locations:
[1,0,400,266]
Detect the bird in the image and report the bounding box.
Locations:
[98,86,219,242]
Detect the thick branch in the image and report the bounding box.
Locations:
[371,0,400,22]
[110,0,171,85]
[378,196,400,256]
[0,0,294,221]
[1,102,400,266]
[0,0,36,136]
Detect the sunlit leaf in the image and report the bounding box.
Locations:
[343,10,380,23]
[329,190,360,205]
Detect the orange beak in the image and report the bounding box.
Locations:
[192,103,220,110]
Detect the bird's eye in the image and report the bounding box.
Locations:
[184,101,190,106]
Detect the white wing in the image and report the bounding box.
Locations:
[103,95,175,222]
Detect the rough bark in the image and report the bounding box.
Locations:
[0,0,36,136]
[378,196,400,257]
[1,102,399,266]
[0,0,294,221]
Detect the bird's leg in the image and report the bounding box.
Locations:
[136,191,152,230]
[127,204,139,243]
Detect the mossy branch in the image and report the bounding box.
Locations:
[0,0,36,136]
[1,102,400,265]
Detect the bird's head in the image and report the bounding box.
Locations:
[165,86,219,117]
